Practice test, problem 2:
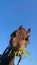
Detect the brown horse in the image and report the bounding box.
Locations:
[9,26,31,65]
[0,26,31,65]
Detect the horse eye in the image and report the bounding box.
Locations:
[25,37,28,40]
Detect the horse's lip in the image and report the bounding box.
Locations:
[18,46,25,51]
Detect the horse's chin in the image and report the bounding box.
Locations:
[18,45,25,51]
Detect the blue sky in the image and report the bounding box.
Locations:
[0,0,37,65]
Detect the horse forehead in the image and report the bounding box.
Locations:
[16,28,28,35]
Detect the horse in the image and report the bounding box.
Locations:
[9,25,31,65]
[0,26,31,65]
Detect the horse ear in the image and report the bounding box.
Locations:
[19,25,23,29]
[10,31,16,37]
[27,28,31,33]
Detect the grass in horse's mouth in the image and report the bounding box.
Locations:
[14,47,29,57]
[14,48,32,64]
